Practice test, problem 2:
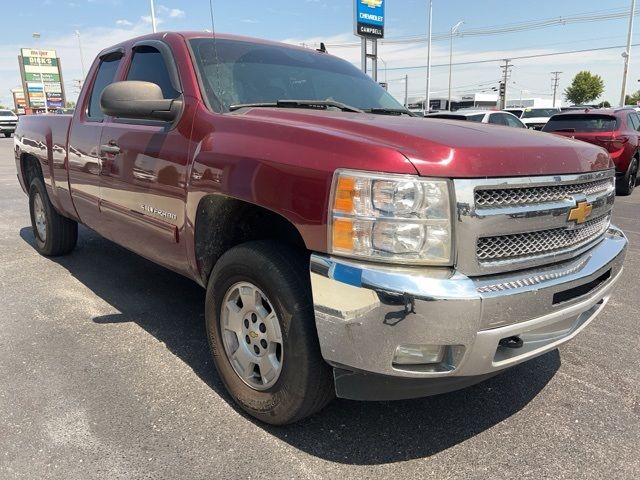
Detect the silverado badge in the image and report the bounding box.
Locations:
[568,201,593,224]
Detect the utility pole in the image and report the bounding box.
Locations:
[75,30,85,79]
[425,0,433,113]
[499,59,512,109]
[551,71,562,108]
[404,74,409,107]
[620,0,636,106]
[447,20,464,111]
[150,0,157,33]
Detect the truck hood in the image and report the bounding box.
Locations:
[241,109,613,178]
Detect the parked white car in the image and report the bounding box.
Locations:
[426,109,527,128]
[504,107,560,130]
[0,109,18,138]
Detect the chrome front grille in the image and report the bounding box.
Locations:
[477,214,610,263]
[454,170,616,275]
[475,178,613,208]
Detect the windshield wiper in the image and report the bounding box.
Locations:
[364,108,415,117]
[229,99,363,113]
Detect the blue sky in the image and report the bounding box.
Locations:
[1,0,639,107]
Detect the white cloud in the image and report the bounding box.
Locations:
[242,19,259,24]
[158,5,185,18]
[115,19,133,27]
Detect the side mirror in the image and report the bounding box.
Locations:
[100,81,181,121]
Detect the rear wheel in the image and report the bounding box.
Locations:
[617,157,638,196]
[3,133,11,138]
[28,177,78,256]
[205,240,334,425]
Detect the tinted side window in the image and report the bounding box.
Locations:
[504,114,525,128]
[628,113,640,131]
[126,46,179,99]
[88,55,122,119]
[467,114,485,122]
[488,113,507,125]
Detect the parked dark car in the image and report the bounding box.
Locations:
[543,108,639,195]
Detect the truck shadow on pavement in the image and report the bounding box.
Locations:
[20,226,561,465]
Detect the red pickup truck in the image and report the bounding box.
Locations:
[14,32,627,425]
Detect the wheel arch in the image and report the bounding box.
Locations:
[193,194,309,285]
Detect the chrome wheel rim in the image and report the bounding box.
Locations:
[33,193,47,241]
[220,282,283,391]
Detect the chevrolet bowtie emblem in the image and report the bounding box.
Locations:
[361,0,383,8]
[568,201,593,224]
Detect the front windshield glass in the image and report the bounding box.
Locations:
[189,38,405,113]
[0,111,15,116]
[522,108,558,118]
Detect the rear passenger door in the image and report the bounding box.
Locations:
[67,49,124,230]
[97,40,195,273]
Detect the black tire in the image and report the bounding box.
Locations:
[205,240,334,425]
[3,133,11,138]
[617,157,638,196]
[28,177,78,256]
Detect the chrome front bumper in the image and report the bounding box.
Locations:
[310,226,627,400]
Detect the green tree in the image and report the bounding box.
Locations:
[598,100,611,108]
[564,71,604,105]
[65,101,76,108]
[624,90,640,105]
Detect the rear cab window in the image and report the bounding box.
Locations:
[543,114,618,132]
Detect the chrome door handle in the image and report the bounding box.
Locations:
[100,143,120,155]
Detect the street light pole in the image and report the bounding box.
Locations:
[32,32,48,114]
[150,0,157,33]
[620,0,636,106]
[425,0,433,113]
[447,20,464,111]
[75,30,85,80]
[378,56,388,84]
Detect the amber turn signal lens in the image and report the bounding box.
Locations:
[334,176,356,213]
[332,218,354,251]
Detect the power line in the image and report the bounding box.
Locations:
[325,8,640,48]
[384,43,640,71]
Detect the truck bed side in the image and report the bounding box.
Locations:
[15,115,78,221]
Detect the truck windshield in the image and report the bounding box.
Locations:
[189,38,405,113]
[0,111,15,116]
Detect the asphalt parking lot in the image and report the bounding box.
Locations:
[0,135,638,479]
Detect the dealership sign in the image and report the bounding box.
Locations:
[18,48,66,110]
[354,0,384,38]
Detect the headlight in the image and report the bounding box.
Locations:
[329,169,453,265]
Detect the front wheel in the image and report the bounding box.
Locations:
[617,157,638,196]
[29,177,78,256]
[205,241,334,425]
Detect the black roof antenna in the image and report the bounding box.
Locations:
[316,42,328,54]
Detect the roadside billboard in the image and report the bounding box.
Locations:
[354,0,385,38]
[18,48,66,111]
[11,88,26,114]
